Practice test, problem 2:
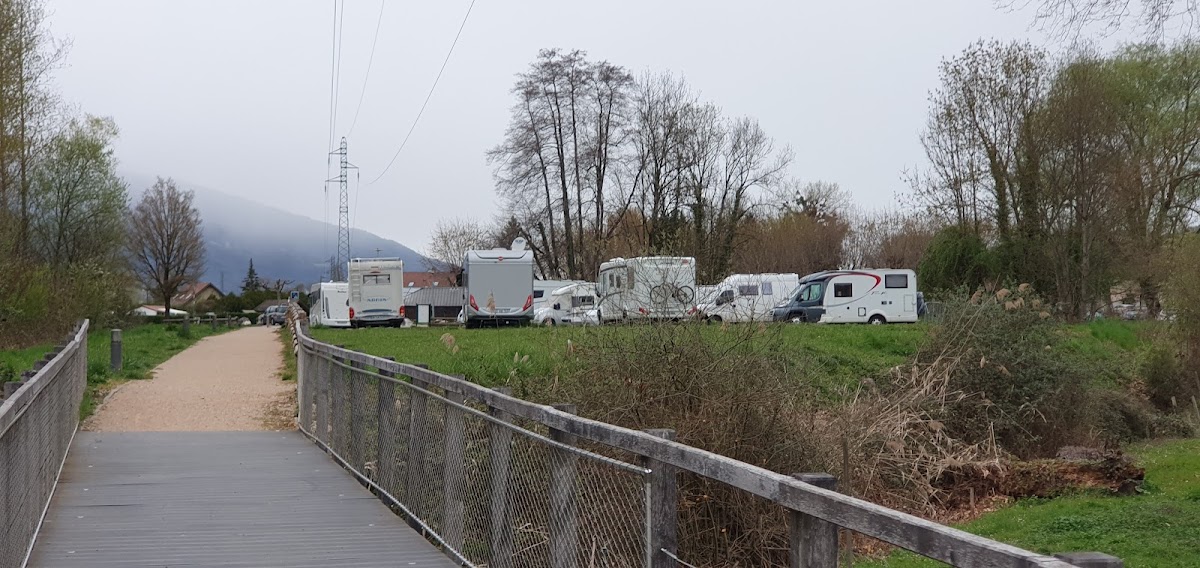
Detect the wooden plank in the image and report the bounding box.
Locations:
[791,473,838,568]
[642,429,678,568]
[488,387,515,568]
[442,389,466,551]
[549,403,579,568]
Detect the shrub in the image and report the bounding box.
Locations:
[918,226,996,295]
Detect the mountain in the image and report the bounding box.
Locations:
[124,174,431,293]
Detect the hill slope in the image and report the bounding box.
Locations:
[124,174,430,292]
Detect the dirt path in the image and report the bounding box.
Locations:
[84,326,295,432]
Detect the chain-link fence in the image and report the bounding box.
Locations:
[0,320,89,568]
[296,331,652,567]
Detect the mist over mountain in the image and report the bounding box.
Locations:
[124,174,431,293]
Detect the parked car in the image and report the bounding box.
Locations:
[263,304,288,326]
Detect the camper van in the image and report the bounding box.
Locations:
[533,279,586,310]
[348,257,406,327]
[697,273,800,323]
[771,269,918,324]
[533,282,597,326]
[462,238,535,327]
[308,282,351,328]
[595,256,697,322]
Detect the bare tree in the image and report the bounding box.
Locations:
[425,217,492,278]
[999,0,1200,38]
[128,177,205,314]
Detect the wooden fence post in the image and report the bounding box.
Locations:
[1054,552,1123,567]
[488,386,515,568]
[406,363,431,531]
[549,403,579,568]
[442,375,467,551]
[349,358,366,468]
[377,357,398,492]
[790,473,839,568]
[330,346,346,449]
[641,429,678,568]
[315,348,330,445]
[110,329,122,372]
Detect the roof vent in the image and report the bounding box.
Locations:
[511,237,527,251]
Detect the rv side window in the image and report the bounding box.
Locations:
[573,296,595,308]
[627,267,635,288]
[737,285,759,296]
[802,283,824,302]
[834,283,852,298]
[363,274,391,285]
[534,290,544,299]
[762,282,773,295]
[616,275,623,289]
[885,274,909,289]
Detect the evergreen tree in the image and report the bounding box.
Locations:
[241,259,262,293]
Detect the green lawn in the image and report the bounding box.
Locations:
[309,323,929,390]
[1,322,235,418]
[860,438,1200,567]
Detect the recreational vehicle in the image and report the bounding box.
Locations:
[462,238,535,327]
[348,257,406,327]
[308,282,350,328]
[696,273,800,323]
[771,269,918,324]
[595,256,697,322]
[533,279,586,310]
[533,282,597,326]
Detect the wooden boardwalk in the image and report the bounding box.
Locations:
[28,431,455,568]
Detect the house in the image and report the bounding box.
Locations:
[403,286,465,320]
[404,271,458,288]
[132,305,188,317]
[172,282,224,312]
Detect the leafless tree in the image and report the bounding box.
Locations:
[998,0,1200,38]
[128,177,205,314]
[425,217,492,278]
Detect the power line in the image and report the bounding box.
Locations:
[368,0,477,185]
[346,0,386,139]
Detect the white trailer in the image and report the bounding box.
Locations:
[308,282,350,328]
[595,256,697,322]
[348,257,406,327]
[771,269,918,324]
[533,282,597,326]
[533,279,586,310]
[697,273,800,323]
[463,238,535,327]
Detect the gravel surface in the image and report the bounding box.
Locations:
[84,326,295,432]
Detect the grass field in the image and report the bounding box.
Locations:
[861,438,1200,567]
[310,323,929,390]
[1,322,235,418]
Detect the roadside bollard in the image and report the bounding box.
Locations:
[111,329,123,372]
[182,316,191,336]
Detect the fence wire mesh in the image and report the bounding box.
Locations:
[298,343,651,568]
[0,321,88,568]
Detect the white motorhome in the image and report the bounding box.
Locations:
[771,269,918,324]
[308,282,350,328]
[697,273,800,323]
[595,256,697,322]
[463,238,535,327]
[348,257,406,327]
[533,282,597,326]
[533,279,586,310]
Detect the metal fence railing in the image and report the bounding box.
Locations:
[287,307,1119,568]
[0,320,89,568]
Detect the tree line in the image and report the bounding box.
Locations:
[1,0,205,345]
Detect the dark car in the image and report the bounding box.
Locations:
[263,305,288,326]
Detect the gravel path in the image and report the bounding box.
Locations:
[84,326,295,432]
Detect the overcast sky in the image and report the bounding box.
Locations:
[46,1,1125,254]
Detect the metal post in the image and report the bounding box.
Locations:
[210,315,217,331]
[488,386,515,568]
[549,403,579,568]
[349,358,366,469]
[182,315,190,336]
[790,473,839,568]
[641,429,678,568]
[406,363,430,531]
[442,378,467,551]
[1054,552,1123,567]
[110,329,123,372]
[378,357,398,492]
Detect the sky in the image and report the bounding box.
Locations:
[45,0,1129,254]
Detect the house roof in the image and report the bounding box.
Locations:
[172,282,224,305]
[403,287,465,308]
[254,299,289,312]
[404,271,457,288]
